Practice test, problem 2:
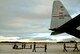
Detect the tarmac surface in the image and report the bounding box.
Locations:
[0,43,80,54]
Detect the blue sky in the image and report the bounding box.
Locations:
[0,0,80,42]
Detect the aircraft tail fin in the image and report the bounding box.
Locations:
[50,0,71,31]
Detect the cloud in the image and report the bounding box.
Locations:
[0,0,80,33]
[0,0,80,41]
[0,33,77,42]
[0,36,20,40]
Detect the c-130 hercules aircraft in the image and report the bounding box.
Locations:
[49,0,80,38]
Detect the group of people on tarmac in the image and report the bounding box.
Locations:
[13,43,26,49]
[13,42,47,52]
[22,43,26,49]
[63,42,79,52]
[32,42,47,52]
[13,44,18,49]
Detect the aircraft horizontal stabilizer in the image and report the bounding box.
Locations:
[49,28,64,35]
[51,31,63,35]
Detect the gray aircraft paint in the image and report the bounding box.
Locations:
[50,0,71,29]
